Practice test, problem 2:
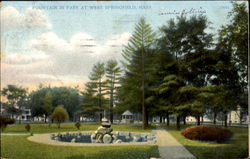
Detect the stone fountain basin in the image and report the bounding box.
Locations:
[27,131,157,146]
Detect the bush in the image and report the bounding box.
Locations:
[0,115,15,130]
[25,124,31,132]
[181,125,233,142]
[75,122,81,130]
[51,105,69,128]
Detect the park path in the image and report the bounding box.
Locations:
[1,133,30,136]
[154,127,196,159]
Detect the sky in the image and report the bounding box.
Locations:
[0,1,247,91]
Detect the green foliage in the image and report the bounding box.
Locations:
[25,124,31,132]
[215,2,248,119]
[75,122,81,130]
[119,17,156,128]
[82,62,108,121]
[51,105,69,128]
[43,92,53,120]
[0,115,15,131]
[1,85,28,116]
[105,60,122,122]
[29,87,80,121]
[122,17,156,69]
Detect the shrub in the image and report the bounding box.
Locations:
[0,115,15,131]
[181,125,233,142]
[25,124,31,132]
[51,105,69,128]
[75,122,81,130]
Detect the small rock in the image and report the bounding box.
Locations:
[112,134,118,141]
[115,139,122,144]
[115,131,120,136]
[71,138,76,142]
[133,135,141,142]
[103,134,112,144]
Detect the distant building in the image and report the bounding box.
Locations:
[228,105,247,124]
[20,108,32,121]
[186,116,211,123]
[0,106,32,121]
[121,110,134,123]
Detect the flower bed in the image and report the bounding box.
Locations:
[181,125,233,142]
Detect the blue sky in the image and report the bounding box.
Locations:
[1,1,247,90]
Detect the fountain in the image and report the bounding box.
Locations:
[91,118,117,143]
[49,118,157,144]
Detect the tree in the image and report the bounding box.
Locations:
[120,17,156,129]
[87,62,107,121]
[29,87,81,121]
[0,115,15,131]
[1,85,28,118]
[216,2,248,123]
[51,105,69,128]
[159,15,214,87]
[43,92,53,125]
[158,75,186,129]
[105,60,122,123]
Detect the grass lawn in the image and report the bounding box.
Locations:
[162,124,248,159]
[2,123,155,133]
[1,123,158,159]
[1,136,159,159]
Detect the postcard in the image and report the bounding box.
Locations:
[0,1,248,159]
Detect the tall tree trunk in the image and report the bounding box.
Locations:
[99,113,103,122]
[213,112,217,125]
[176,115,180,130]
[142,48,148,129]
[239,111,243,125]
[183,116,186,125]
[224,112,228,127]
[196,115,200,125]
[99,79,102,122]
[201,116,204,125]
[45,115,47,123]
[109,88,114,123]
[160,116,162,123]
[166,112,170,126]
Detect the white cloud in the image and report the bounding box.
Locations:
[31,32,71,54]
[0,6,51,31]
[1,31,131,89]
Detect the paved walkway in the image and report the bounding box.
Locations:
[1,133,30,136]
[155,127,196,159]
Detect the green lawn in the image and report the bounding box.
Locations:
[1,123,158,159]
[1,123,248,159]
[163,124,248,159]
[2,123,155,133]
[1,136,159,159]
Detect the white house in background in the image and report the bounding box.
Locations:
[227,105,248,124]
[186,106,247,124]
[186,116,211,123]
[121,110,134,123]
[20,108,32,121]
[0,106,32,121]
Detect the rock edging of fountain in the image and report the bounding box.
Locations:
[27,131,157,146]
